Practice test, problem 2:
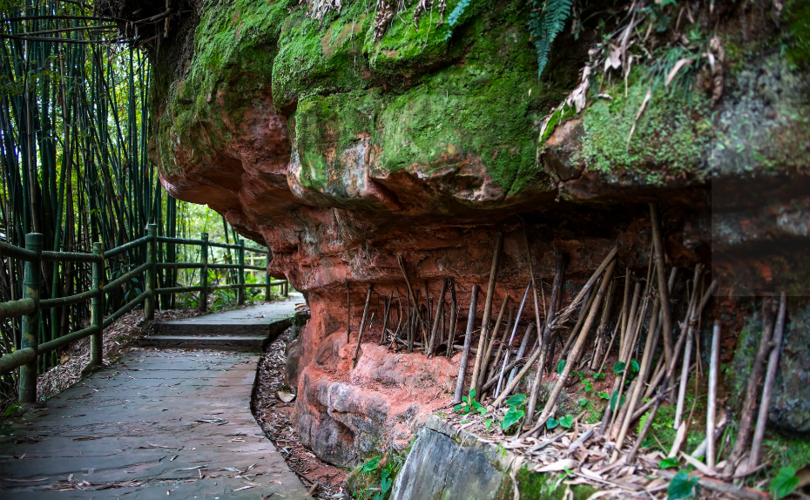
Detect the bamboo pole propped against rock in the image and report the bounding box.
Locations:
[525,256,618,436]
[454,285,479,404]
[426,278,449,357]
[471,232,503,396]
[650,203,674,366]
[525,251,566,427]
[748,293,787,472]
[447,278,458,359]
[725,296,775,476]
[351,285,373,369]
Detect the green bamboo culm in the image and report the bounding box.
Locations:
[0,0,224,399]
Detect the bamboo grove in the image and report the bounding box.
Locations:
[0,1,249,401]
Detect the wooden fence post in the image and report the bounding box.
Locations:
[199,232,208,312]
[237,239,245,305]
[19,232,42,404]
[145,224,157,320]
[90,242,104,367]
[265,272,272,302]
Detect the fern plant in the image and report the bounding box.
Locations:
[528,0,574,78]
[444,0,474,39]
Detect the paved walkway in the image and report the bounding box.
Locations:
[0,305,310,499]
[153,294,304,334]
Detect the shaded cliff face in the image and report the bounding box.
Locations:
[109,0,810,466]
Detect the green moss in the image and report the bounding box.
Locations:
[272,0,373,109]
[295,89,386,192]
[784,0,810,68]
[574,77,711,186]
[155,0,296,174]
[371,2,551,194]
[362,0,457,77]
[516,467,597,500]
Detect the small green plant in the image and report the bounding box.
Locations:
[667,470,699,499]
[593,372,605,381]
[771,466,798,500]
[609,391,626,412]
[455,389,485,416]
[547,414,574,430]
[658,457,679,469]
[355,454,403,500]
[501,394,526,431]
[556,359,566,374]
[3,403,23,418]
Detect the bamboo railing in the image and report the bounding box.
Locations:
[0,224,288,402]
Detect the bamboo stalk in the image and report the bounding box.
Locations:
[454,285,479,404]
[524,257,618,436]
[482,344,530,392]
[426,278,449,356]
[478,295,510,390]
[749,292,787,470]
[550,246,618,330]
[674,265,705,429]
[446,278,458,359]
[706,320,721,468]
[495,282,531,397]
[471,232,503,396]
[398,254,427,351]
[626,280,717,464]
[526,251,566,426]
[487,305,515,384]
[351,286,374,368]
[346,282,351,342]
[612,288,664,460]
[490,335,543,408]
[590,279,617,370]
[380,295,392,345]
[725,297,776,474]
[596,307,624,374]
[507,323,535,387]
[650,203,674,366]
[558,285,598,360]
[608,282,651,441]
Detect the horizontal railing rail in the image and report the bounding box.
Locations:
[0,226,288,404]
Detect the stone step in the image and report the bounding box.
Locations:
[138,335,268,352]
[150,317,292,337]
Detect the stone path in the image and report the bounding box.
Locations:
[142,294,305,351]
[0,306,310,499]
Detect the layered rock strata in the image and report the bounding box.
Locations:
[102,0,810,466]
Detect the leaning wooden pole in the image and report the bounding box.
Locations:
[446,278,458,359]
[749,293,787,470]
[478,295,511,390]
[526,257,617,436]
[346,282,351,342]
[726,297,775,475]
[351,286,374,369]
[454,285,479,404]
[525,251,566,426]
[706,320,721,468]
[626,280,718,464]
[471,232,503,396]
[426,278,449,356]
[649,203,674,366]
[398,254,427,348]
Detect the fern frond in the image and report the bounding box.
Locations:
[447,0,473,28]
[528,0,574,78]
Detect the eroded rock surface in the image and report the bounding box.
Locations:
[102,0,810,465]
